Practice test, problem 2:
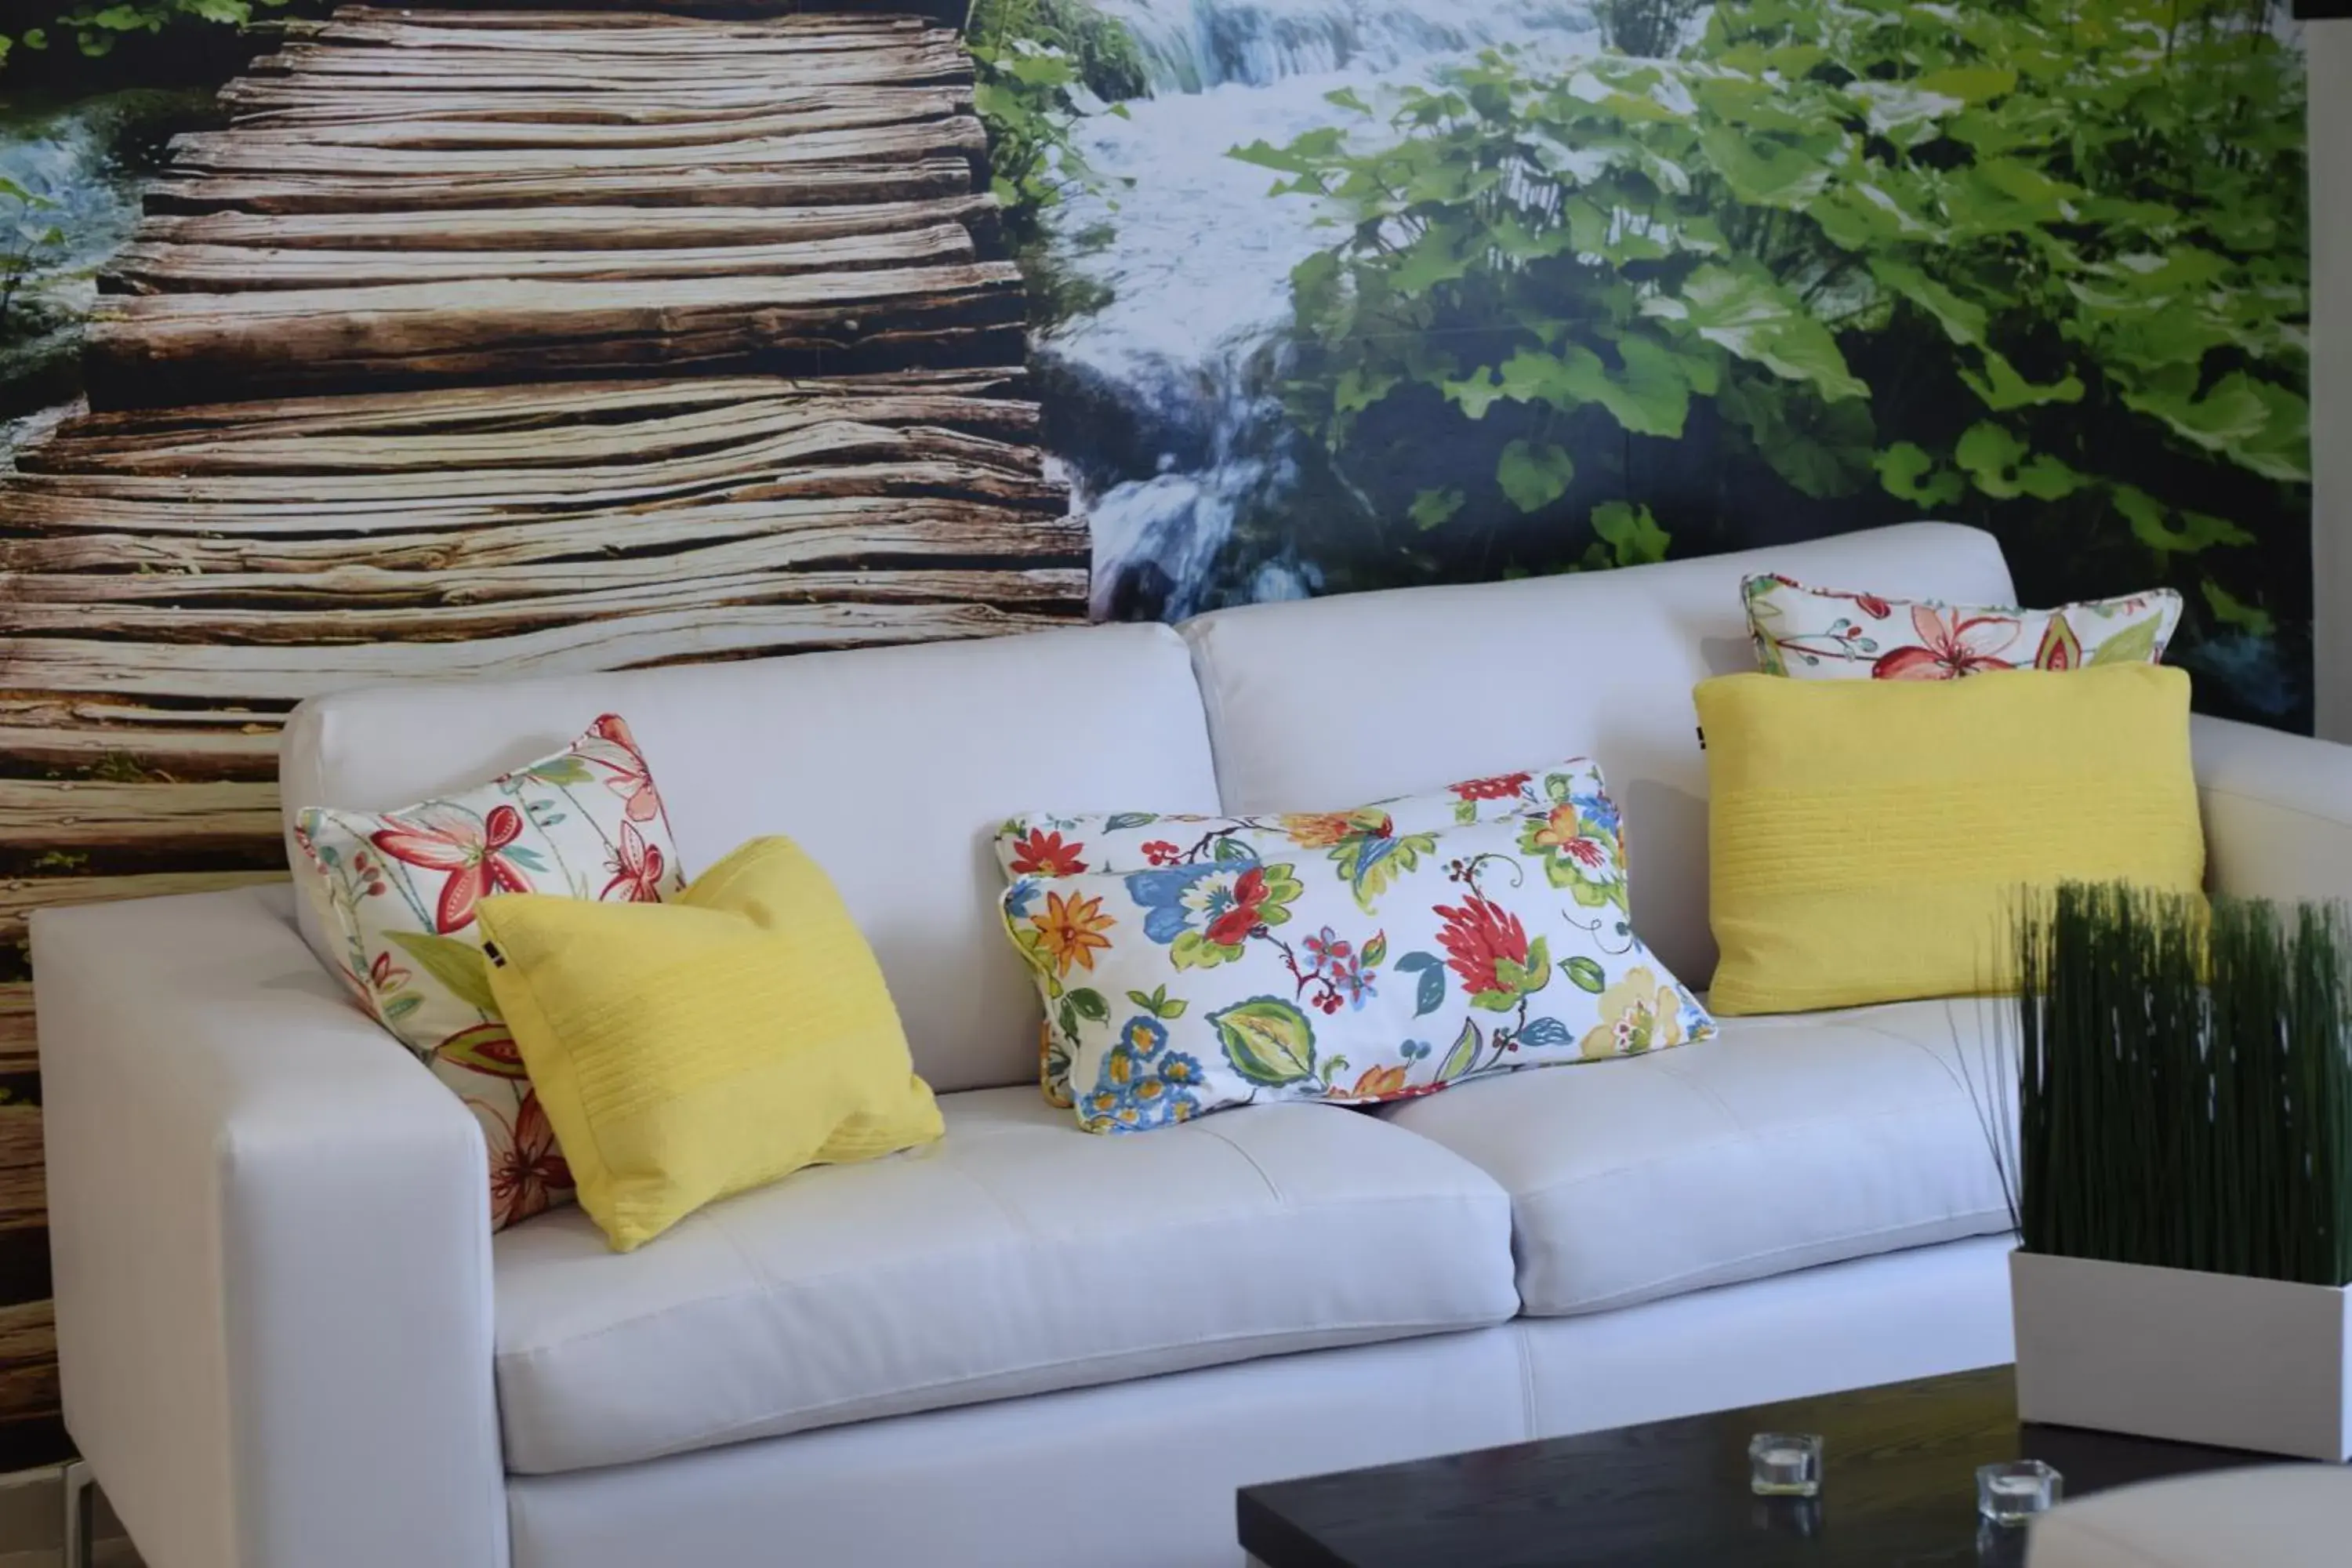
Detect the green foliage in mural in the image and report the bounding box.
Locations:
[1243,0,2307,701]
[0,0,294,69]
[971,0,1145,240]
[0,178,66,336]
[970,0,1151,102]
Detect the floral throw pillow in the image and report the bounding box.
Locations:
[994,766,1712,1134]
[1744,574,2181,681]
[996,760,1631,1108]
[291,715,688,1229]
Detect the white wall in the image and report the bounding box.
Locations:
[2314,25,2351,740]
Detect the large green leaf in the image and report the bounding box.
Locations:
[1591,501,1671,567]
[1875,442,1967,508]
[1958,347,2085,412]
[1868,256,1987,348]
[1210,998,1319,1087]
[2201,581,2275,638]
[386,931,499,1015]
[1650,266,1868,403]
[2111,486,2254,557]
[1497,439,1576,514]
[1697,126,1835,208]
[1953,422,2078,500]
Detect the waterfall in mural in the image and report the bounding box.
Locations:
[985,0,2314,729]
[1033,0,1606,622]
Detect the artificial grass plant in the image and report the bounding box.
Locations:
[1964,881,2352,1288]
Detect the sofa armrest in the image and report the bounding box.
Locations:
[32,884,506,1568]
[2190,713,2352,906]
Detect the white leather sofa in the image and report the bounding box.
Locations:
[34,523,2352,1568]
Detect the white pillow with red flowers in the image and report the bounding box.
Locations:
[1744,573,2181,680]
[292,715,688,1229]
[992,761,1712,1131]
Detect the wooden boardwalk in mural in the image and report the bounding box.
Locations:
[0,0,1077,1461]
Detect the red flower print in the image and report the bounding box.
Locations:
[367,950,412,996]
[1009,829,1088,877]
[600,820,666,903]
[1451,771,1534,803]
[1435,896,1532,999]
[575,714,664,824]
[372,803,533,933]
[1843,590,1895,620]
[1142,840,1182,866]
[1873,604,2021,681]
[1204,865,1272,948]
[488,1092,572,1230]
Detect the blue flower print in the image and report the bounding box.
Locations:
[1122,857,1264,946]
[1571,791,1622,840]
[1078,1015,1206,1134]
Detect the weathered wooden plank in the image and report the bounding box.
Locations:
[5,564,1087,644]
[1,601,1083,703]
[329,5,927,28]
[0,989,32,1076]
[146,158,977,216]
[125,196,998,255]
[105,226,977,295]
[0,781,283,860]
[25,388,1037,476]
[167,116,989,178]
[40,368,1025,445]
[85,265,1029,408]
[13,416,1046,506]
[11,529,1086,607]
[0,1301,59,1425]
[208,91,971,149]
[191,86,967,150]
[0,718,281,782]
[9,497,1085,575]
[261,26,961,65]
[0,456,1067,534]
[0,873,290,950]
[314,16,933,53]
[228,89,974,132]
[239,38,969,88]
[220,78,968,120]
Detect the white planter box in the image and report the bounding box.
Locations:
[2012,1250,2352,1461]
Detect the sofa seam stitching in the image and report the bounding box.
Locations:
[1529,1210,2013,1316]
[511,1315,1509,1472]
[497,1189,1503,1359]
[2201,785,2352,833]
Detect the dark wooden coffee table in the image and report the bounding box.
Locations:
[1239,1366,2309,1567]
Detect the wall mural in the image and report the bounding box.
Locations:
[982,0,2312,724]
[0,0,2315,1467]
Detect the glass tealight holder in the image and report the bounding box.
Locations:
[1976,1459,2063,1526]
[1747,1432,1824,1498]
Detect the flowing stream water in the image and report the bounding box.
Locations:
[1033,0,1607,620]
[0,87,214,457]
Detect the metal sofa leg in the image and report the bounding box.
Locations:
[62,1461,96,1568]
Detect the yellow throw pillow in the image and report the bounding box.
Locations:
[1697,665,2204,1015]
[476,837,942,1251]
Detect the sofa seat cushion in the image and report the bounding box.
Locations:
[491,1086,1519,1474]
[1379,1000,2013,1317]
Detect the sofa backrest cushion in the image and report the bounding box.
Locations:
[278,624,1221,1094]
[1180,523,2016,989]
